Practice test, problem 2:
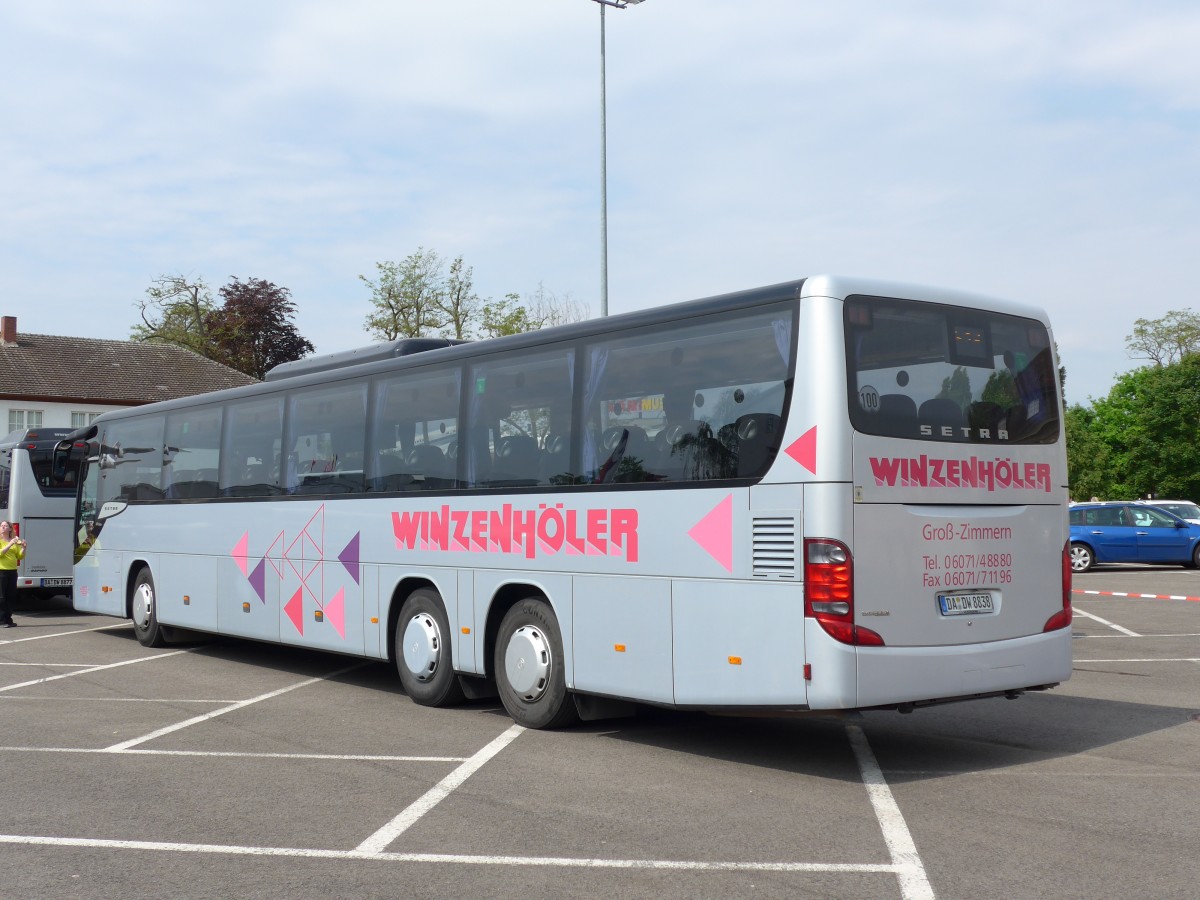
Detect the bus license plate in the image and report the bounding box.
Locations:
[41,578,72,588]
[937,592,994,616]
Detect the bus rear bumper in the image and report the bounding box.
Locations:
[852,629,1073,710]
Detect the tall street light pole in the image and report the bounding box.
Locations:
[591,0,643,317]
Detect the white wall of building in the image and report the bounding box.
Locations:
[3,400,124,435]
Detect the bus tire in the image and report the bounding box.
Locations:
[395,588,466,707]
[130,568,166,648]
[1069,542,1094,573]
[494,597,578,730]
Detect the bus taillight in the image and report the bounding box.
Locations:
[804,538,884,647]
[1044,540,1073,632]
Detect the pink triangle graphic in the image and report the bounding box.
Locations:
[688,494,734,573]
[232,532,249,577]
[284,588,304,636]
[785,426,818,474]
[326,588,345,639]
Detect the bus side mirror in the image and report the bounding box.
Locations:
[52,441,71,479]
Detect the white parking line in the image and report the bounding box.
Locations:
[0,833,904,872]
[104,661,368,751]
[355,723,525,855]
[0,650,191,693]
[2,636,940,892]
[0,746,466,763]
[0,662,102,667]
[1075,657,1200,663]
[1,696,239,703]
[1079,633,1200,638]
[1073,607,1140,637]
[0,622,133,644]
[846,725,935,900]
[0,721,936,888]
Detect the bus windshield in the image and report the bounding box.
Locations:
[845,295,1059,444]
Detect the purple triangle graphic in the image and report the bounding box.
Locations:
[249,558,267,603]
[339,532,361,585]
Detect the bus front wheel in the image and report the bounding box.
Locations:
[395,588,465,707]
[130,569,166,648]
[494,597,578,730]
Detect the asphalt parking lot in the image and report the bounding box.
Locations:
[1,572,1196,900]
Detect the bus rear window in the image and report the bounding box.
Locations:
[846,295,1059,444]
[27,443,84,495]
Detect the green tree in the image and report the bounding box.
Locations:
[361,249,588,341]
[1064,404,1114,501]
[361,248,448,340]
[1125,309,1200,367]
[131,274,216,355]
[440,255,478,340]
[1084,356,1200,500]
[478,292,538,338]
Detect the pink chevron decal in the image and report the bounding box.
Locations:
[284,588,304,636]
[688,494,734,573]
[284,505,325,606]
[232,532,249,577]
[785,426,818,474]
[326,588,346,639]
[339,533,361,585]
[263,530,286,578]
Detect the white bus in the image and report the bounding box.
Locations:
[65,276,1072,728]
[1,427,83,600]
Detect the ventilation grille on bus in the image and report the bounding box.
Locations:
[752,516,797,579]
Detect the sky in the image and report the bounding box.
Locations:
[2,0,1198,406]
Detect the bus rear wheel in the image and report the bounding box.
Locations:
[130,568,166,648]
[494,597,578,730]
[395,588,465,707]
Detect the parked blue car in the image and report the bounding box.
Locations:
[1068,502,1200,571]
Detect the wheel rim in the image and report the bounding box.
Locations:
[132,583,153,630]
[504,624,552,701]
[1070,547,1090,571]
[401,613,442,683]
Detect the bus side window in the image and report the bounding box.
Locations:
[99,417,167,503]
[583,306,791,485]
[220,397,283,497]
[164,406,222,499]
[369,366,461,492]
[465,349,574,489]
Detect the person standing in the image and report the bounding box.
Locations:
[0,521,26,627]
